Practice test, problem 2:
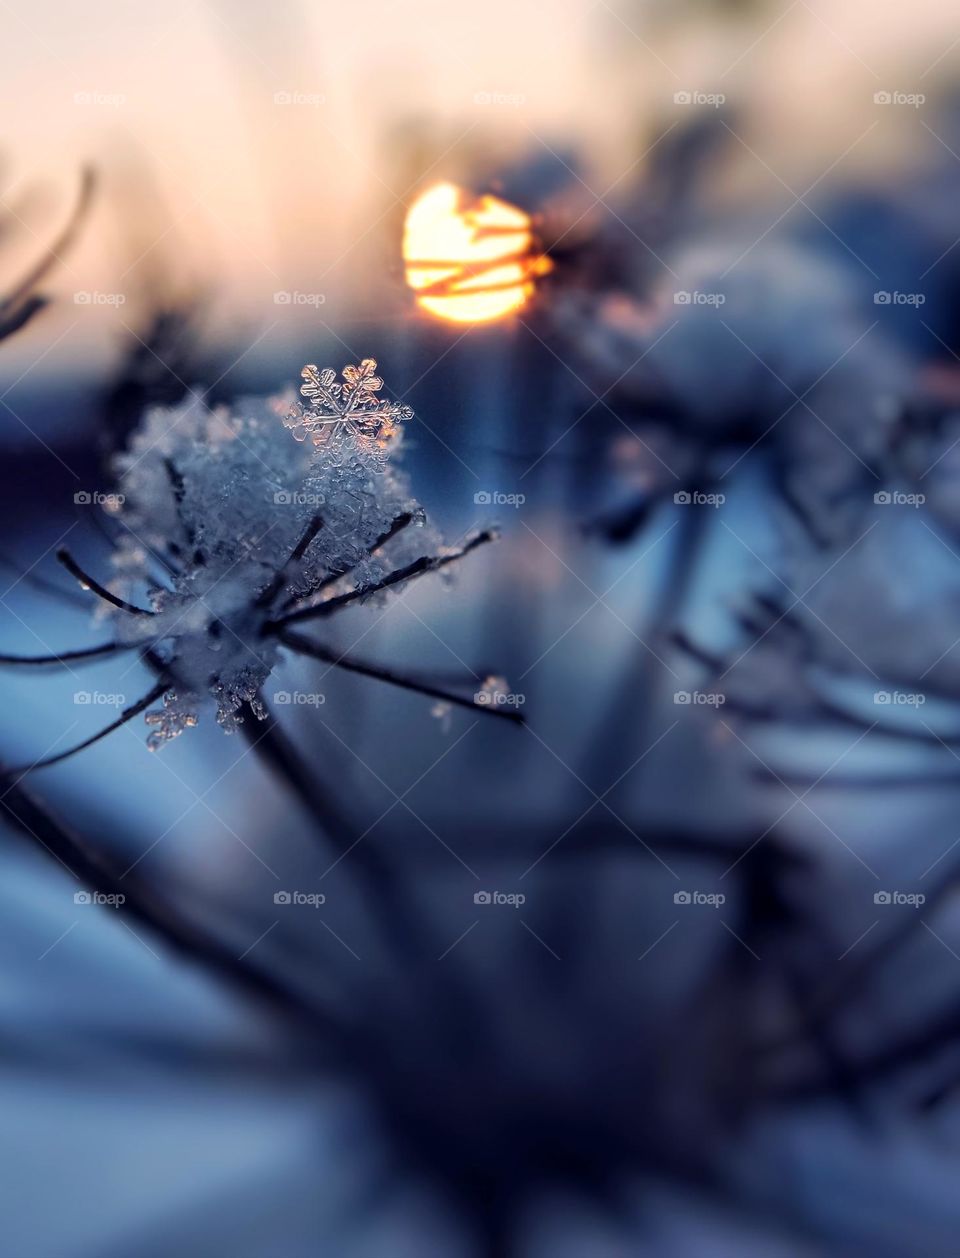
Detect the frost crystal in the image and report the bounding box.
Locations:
[284,357,413,472]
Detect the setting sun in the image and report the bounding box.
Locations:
[403,182,551,324]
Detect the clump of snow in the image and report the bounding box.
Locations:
[107,360,432,745]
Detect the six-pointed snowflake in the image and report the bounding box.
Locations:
[284,357,413,471]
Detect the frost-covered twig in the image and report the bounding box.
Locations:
[269,528,498,630]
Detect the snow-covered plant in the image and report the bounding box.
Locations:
[4,358,519,767]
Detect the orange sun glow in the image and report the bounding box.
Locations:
[403,182,551,324]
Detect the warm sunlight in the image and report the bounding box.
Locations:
[403,182,551,324]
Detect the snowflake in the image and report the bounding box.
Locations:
[284,357,413,471]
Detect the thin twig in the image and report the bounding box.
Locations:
[0,769,340,1039]
[279,630,524,723]
[57,548,155,616]
[269,529,497,631]
[0,550,89,608]
[256,514,324,608]
[7,680,167,772]
[0,642,132,667]
[278,511,418,612]
[0,167,95,317]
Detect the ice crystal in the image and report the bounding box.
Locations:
[144,690,199,752]
[284,357,413,472]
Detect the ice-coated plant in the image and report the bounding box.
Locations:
[2,357,520,768]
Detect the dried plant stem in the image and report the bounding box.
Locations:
[238,694,354,852]
[270,529,497,630]
[0,642,131,667]
[0,769,339,1037]
[255,514,325,609]
[281,511,417,611]
[6,681,168,773]
[57,548,154,616]
[0,551,88,608]
[1,168,95,315]
[240,695,457,967]
[279,629,524,723]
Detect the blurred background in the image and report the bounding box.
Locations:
[2,1,960,1254]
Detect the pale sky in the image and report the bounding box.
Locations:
[0,0,955,370]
